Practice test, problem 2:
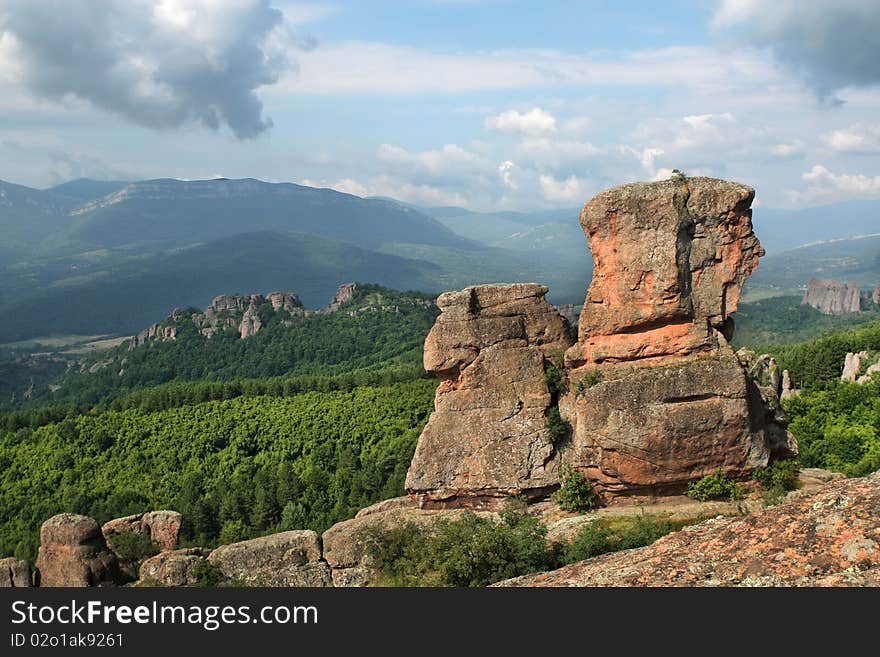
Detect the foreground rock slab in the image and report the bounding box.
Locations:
[497,471,880,587]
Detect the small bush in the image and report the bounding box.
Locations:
[685,469,743,502]
[574,370,602,397]
[560,514,686,565]
[754,459,800,492]
[552,467,598,512]
[542,361,564,397]
[191,559,226,587]
[108,531,159,562]
[545,406,569,445]
[754,459,800,506]
[561,519,613,563]
[363,510,554,587]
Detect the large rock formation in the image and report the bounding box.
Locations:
[497,470,880,587]
[874,284,880,306]
[802,278,862,315]
[206,531,331,587]
[560,178,794,497]
[405,283,575,509]
[35,514,120,587]
[406,177,795,506]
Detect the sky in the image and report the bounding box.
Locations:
[1,0,880,211]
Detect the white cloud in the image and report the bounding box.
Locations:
[768,140,804,158]
[485,108,557,136]
[790,164,880,203]
[498,160,518,190]
[559,116,592,136]
[539,174,593,203]
[821,123,880,154]
[280,43,782,94]
[377,143,485,183]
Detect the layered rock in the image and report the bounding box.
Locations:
[405,283,574,508]
[802,278,862,315]
[35,514,120,587]
[0,557,33,587]
[497,470,880,587]
[559,178,794,496]
[138,548,211,586]
[206,531,331,587]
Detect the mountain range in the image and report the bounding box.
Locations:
[1,176,878,341]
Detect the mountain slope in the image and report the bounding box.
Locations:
[748,234,880,295]
[752,199,880,254]
[64,178,475,253]
[47,179,129,203]
[0,231,444,342]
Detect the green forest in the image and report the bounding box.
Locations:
[1,283,880,574]
[0,382,436,560]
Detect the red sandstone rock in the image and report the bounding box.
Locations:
[405,283,574,508]
[36,514,120,587]
[566,177,761,367]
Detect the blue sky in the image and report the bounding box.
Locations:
[1,0,880,210]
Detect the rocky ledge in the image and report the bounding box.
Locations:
[496,470,880,586]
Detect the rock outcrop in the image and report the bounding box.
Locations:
[35,514,120,587]
[405,178,795,504]
[496,470,880,587]
[138,548,211,586]
[802,278,862,315]
[841,351,880,384]
[129,292,306,348]
[323,501,497,586]
[405,283,575,509]
[102,510,182,553]
[560,178,794,496]
[781,369,798,399]
[565,178,762,367]
[207,531,331,587]
[874,284,880,306]
[0,557,33,587]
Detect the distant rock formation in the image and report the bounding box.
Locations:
[841,351,880,384]
[557,303,579,326]
[560,178,795,497]
[35,514,120,587]
[496,470,880,587]
[781,369,798,399]
[802,278,862,315]
[874,284,880,306]
[405,283,575,509]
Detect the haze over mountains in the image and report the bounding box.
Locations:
[1,175,878,341]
